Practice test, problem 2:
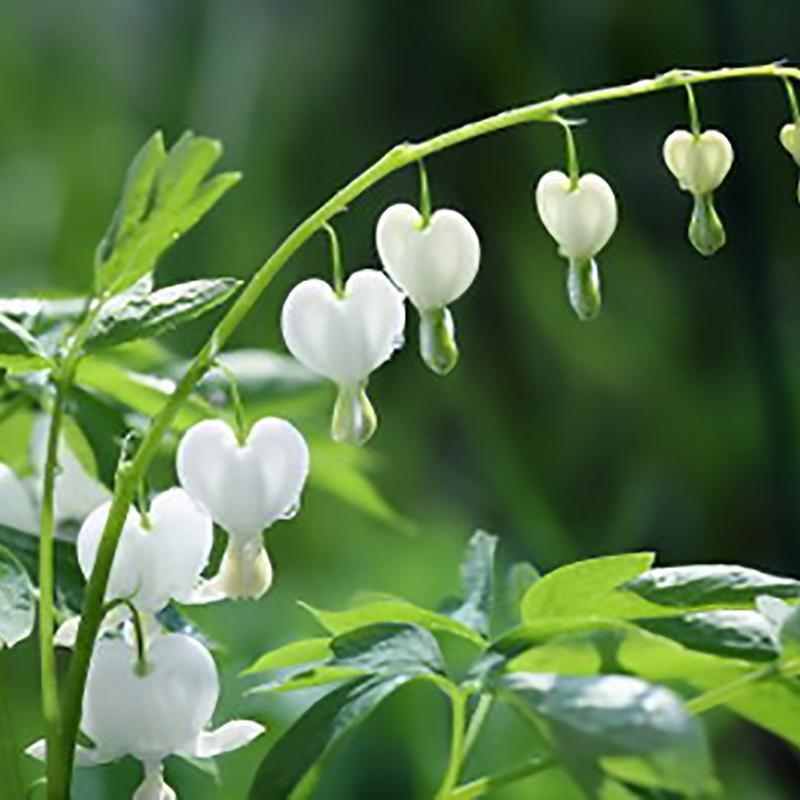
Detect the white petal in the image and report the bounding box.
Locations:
[54,616,81,649]
[182,720,265,758]
[82,634,219,765]
[177,418,309,539]
[25,739,112,766]
[780,122,800,164]
[280,270,406,385]
[663,128,734,195]
[535,170,617,259]
[0,463,39,533]
[133,763,176,800]
[376,203,480,311]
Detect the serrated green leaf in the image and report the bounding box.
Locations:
[635,611,780,663]
[94,131,240,296]
[86,278,240,351]
[248,674,421,800]
[521,553,655,620]
[96,131,166,265]
[0,543,35,648]
[0,313,51,373]
[448,529,497,637]
[499,672,716,796]
[300,599,485,645]
[243,638,333,676]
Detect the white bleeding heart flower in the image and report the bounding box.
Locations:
[536,170,618,262]
[177,417,309,599]
[375,203,480,312]
[27,633,264,800]
[75,488,213,616]
[662,129,733,256]
[535,170,617,320]
[663,129,734,196]
[280,269,405,443]
[376,203,479,375]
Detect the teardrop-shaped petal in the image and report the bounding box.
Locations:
[176,417,309,539]
[281,269,406,386]
[375,203,480,311]
[133,763,177,800]
[663,128,734,195]
[82,633,219,765]
[535,170,618,260]
[77,488,213,613]
[182,720,265,758]
[0,463,38,533]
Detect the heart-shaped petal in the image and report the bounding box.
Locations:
[281,269,405,386]
[177,417,309,539]
[535,171,618,260]
[82,633,218,764]
[375,203,480,311]
[780,122,800,165]
[77,488,213,613]
[663,129,734,195]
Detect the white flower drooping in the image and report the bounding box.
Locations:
[663,128,734,255]
[27,633,264,799]
[779,121,800,201]
[535,170,618,320]
[280,269,405,444]
[177,417,309,599]
[376,203,480,375]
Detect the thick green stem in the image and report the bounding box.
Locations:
[450,756,556,799]
[53,61,800,796]
[0,652,25,800]
[435,687,468,799]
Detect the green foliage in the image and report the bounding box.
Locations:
[0,543,35,648]
[94,131,241,297]
[0,313,52,373]
[498,672,716,796]
[448,529,497,636]
[86,278,240,351]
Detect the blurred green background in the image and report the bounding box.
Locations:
[1,0,800,797]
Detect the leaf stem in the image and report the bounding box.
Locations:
[435,686,468,799]
[56,61,800,797]
[462,694,492,765]
[450,755,556,799]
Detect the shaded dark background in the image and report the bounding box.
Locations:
[1,0,799,797]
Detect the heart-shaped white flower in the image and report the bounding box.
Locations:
[280,269,406,387]
[535,171,618,260]
[77,488,213,614]
[177,417,309,598]
[375,203,480,312]
[663,129,734,195]
[27,633,264,800]
[177,417,309,539]
[780,122,800,167]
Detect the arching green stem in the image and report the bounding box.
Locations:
[321,221,345,297]
[53,61,800,798]
[684,82,702,136]
[417,159,433,228]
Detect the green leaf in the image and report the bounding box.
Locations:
[94,131,240,296]
[86,278,240,351]
[635,611,780,663]
[0,543,35,648]
[624,565,800,610]
[448,529,497,636]
[300,599,485,645]
[248,674,421,800]
[0,313,51,372]
[243,638,333,676]
[499,672,716,796]
[506,561,541,617]
[253,622,447,694]
[0,297,84,334]
[521,553,655,620]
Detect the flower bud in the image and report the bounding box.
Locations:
[331,382,377,445]
[779,123,800,202]
[689,194,726,256]
[566,259,602,321]
[419,308,458,375]
[663,129,734,196]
